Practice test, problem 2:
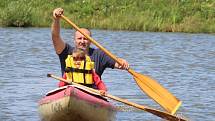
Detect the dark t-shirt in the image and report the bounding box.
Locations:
[58,43,115,77]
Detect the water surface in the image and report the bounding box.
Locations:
[0,28,214,121]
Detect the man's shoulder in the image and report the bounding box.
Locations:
[89,48,104,56]
[65,43,75,53]
[65,43,74,50]
[59,43,74,58]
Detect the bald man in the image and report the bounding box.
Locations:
[52,8,129,78]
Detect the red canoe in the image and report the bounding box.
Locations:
[38,85,116,121]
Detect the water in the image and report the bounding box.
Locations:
[0,27,214,121]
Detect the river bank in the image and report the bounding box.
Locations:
[0,0,214,33]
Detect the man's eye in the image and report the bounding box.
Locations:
[77,37,87,40]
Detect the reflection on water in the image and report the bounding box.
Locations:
[0,27,214,121]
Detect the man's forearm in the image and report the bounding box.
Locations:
[51,19,61,39]
[51,19,65,54]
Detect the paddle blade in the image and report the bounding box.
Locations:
[130,70,182,114]
[107,94,187,121]
[144,108,186,121]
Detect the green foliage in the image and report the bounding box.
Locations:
[0,0,214,33]
[0,0,32,27]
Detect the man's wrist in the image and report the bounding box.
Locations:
[54,19,60,22]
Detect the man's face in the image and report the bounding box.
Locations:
[74,29,91,51]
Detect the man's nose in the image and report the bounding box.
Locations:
[81,39,88,43]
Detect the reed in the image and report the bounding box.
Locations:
[0,0,214,33]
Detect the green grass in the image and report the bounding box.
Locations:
[0,0,214,33]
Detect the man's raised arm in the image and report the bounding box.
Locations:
[51,8,65,54]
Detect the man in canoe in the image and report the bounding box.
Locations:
[52,8,129,79]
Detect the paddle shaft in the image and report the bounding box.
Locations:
[47,74,186,121]
[60,15,182,114]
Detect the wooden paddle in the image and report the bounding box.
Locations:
[60,15,182,114]
[47,74,186,121]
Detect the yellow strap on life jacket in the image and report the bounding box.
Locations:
[65,55,94,84]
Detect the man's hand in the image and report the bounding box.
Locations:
[53,8,64,20]
[99,90,107,96]
[115,58,129,70]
